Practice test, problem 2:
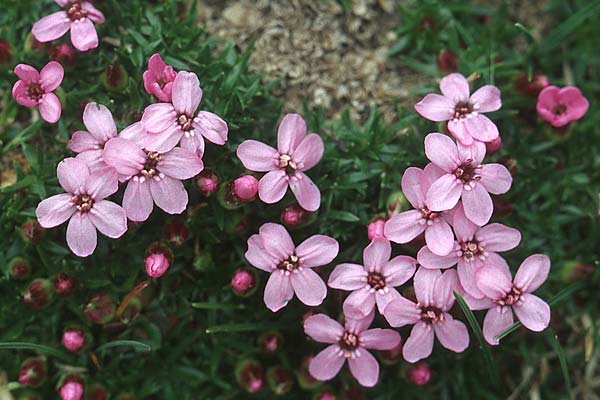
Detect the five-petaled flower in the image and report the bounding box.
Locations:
[32,0,105,52]
[384,267,469,363]
[415,73,501,145]
[536,85,589,128]
[304,311,401,387]
[12,61,63,123]
[143,53,177,102]
[237,114,324,211]
[35,158,127,257]
[245,223,339,312]
[328,238,416,321]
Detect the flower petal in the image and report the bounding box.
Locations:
[375,288,401,316]
[68,131,99,153]
[382,255,417,287]
[348,350,379,387]
[457,140,486,166]
[12,80,37,107]
[291,268,327,307]
[289,172,321,211]
[383,296,421,327]
[328,263,368,291]
[194,111,227,145]
[414,267,440,307]
[296,235,339,268]
[360,329,401,351]
[57,157,89,194]
[434,315,469,352]
[141,103,177,134]
[36,194,75,228]
[258,170,288,204]
[66,212,97,257]
[476,223,521,252]
[292,133,324,171]
[461,183,493,226]
[470,85,501,113]
[561,86,589,120]
[245,234,276,272]
[479,163,512,194]
[440,73,470,101]
[158,147,203,180]
[85,166,118,199]
[83,102,117,142]
[417,245,460,269]
[447,119,474,145]
[414,94,454,121]
[142,124,183,153]
[383,210,426,244]
[88,200,127,238]
[464,115,499,142]
[70,18,98,51]
[123,180,153,222]
[475,264,512,300]
[483,307,514,345]
[32,12,71,43]
[102,137,145,177]
[150,176,188,215]
[402,322,435,363]
[304,314,344,344]
[401,167,425,208]
[363,238,391,272]
[424,133,459,172]
[80,1,105,23]
[514,254,550,293]
[277,113,306,155]
[513,294,550,332]
[343,287,376,320]
[236,140,278,172]
[38,93,62,123]
[457,259,485,299]
[40,61,64,92]
[433,269,459,311]
[421,163,445,193]
[258,223,295,261]
[264,271,294,312]
[308,345,345,381]
[451,203,478,242]
[172,71,202,116]
[426,174,462,212]
[425,219,454,256]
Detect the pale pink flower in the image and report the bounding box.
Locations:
[468,254,551,345]
[141,71,228,154]
[304,312,400,387]
[35,158,127,257]
[67,102,117,170]
[237,114,324,211]
[415,73,501,145]
[143,53,177,102]
[384,164,455,256]
[424,133,512,226]
[12,61,63,123]
[328,238,416,320]
[102,123,204,222]
[536,85,589,127]
[244,223,338,312]
[417,204,521,298]
[32,0,105,52]
[384,267,469,363]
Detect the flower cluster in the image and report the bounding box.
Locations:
[244,72,553,388]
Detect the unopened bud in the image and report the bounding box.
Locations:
[195,169,220,196]
[103,63,128,91]
[59,375,84,400]
[145,253,170,278]
[231,268,257,297]
[407,362,431,385]
[0,38,12,65]
[53,272,79,296]
[514,73,549,97]
[367,218,386,240]
[21,219,43,244]
[236,359,264,393]
[258,331,283,354]
[18,358,47,387]
[232,175,258,202]
[49,43,75,66]
[267,366,294,396]
[62,328,86,353]
[23,279,54,309]
[86,384,109,400]
[84,294,115,324]
[163,220,189,247]
[281,203,314,229]
[9,257,31,280]
[437,48,457,73]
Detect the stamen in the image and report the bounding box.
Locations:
[27,83,44,101]
[67,3,88,21]
[366,272,386,290]
[177,114,194,131]
[277,254,299,272]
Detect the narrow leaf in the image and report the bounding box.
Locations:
[95,340,152,353]
[0,342,72,362]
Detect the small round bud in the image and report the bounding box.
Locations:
[145,253,171,278]
[59,375,84,400]
[258,332,283,354]
[62,328,86,353]
[281,203,314,229]
[9,257,31,280]
[514,73,549,97]
[267,366,294,396]
[18,358,47,387]
[163,220,189,247]
[84,294,116,325]
[437,48,457,73]
[407,362,432,385]
[367,218,386,240]
[23,279,54,309]
[232,175,258,202]
[21,219,43,244]
[53,272,79,296]
[102,63,128,91]
[195,169,220,196]
[485,136,502,155]
[231,268,257,297]
[86,384,109,400]
[235,359,264,394]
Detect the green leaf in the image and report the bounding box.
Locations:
[205,323,288,334]
[95,340,152,354]
[329,210,361,222]
[547,330,572,400]
[0,342,72,362]
[191,302,245,310]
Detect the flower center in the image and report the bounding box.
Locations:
[177,114,194,132]
[277,254,299,272]
[459,240,484,261]
[27,82,44,101]
[419,206,440,221]
[453,101,474,119]
[552,103,567,115]
[420,306,444,324]
[339,331,359,353]
[278,154,297,175]
[367,272,386,290]
[67,3,88,21]
[453,160,481,184]
[498,286,521,306]
[141,151,161,178]
[71,194,94,213]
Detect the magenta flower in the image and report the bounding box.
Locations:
[384,268,469,363]
[35,158,127,257]
[536,85,589,128]
[417,204,521,298]
[244,223,338,312]
[32,0,105,52]
[470,255,551,345]
[415,73,501,145]
[102,123,204,222]
[237,114,324,211]
[12,61,63,123]
[328,238,416,320]
[67,102,117,170]
[304,312,400,387]
[384,164,455,256]
[143,53,177,102]
[424,133,512,226]
[141,71,228,154]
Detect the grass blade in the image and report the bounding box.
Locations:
[95,340,152,354]
[191,302,245,310]
[0,342,72,362]
[205,323,288,334]
[547,330,572,400]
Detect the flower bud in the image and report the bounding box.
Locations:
[195,169,220,196]
[514,73,549,97]
[235,359,264,394]
[258,332,283,354]
[23,279,54,309]
[485,136,502,155]
[231,268,257,297]
[314,388,336,400]
[18,358,47,387]
[407,362,431,385]
[49,43,75,66]
[84,294,115,324]
[86,384,109,400]
[163,220,189,247]
[267,366,293,396]
[367,218,386,240]
[62,328,86,352]
[59,375,84,400]
[9,257,31,280]
[418,16,436,31]
[437,48,457,73]
[21,219,43,244]
[387,191,411,215]
[0,38,12,65]
[102,63,128,91]
[281,203,314,229]
[297,356,320,390]
[232,175,259,202]
[53,272,79,296]
[145,253,171,278]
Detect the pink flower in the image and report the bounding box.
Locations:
[32,0,105,52]
[366,218,386,240]
[417,204,521,298]
[536,85,589,127]
[143,53,177,102]
[35,158,127,257]
[415,73,501,145]
[237,114,324,211]
[145,252,170,278]
[384,267,469,363]
[328,238,416,320]
[304,312,400,387]
[244,223,338,312]
[141,71,228,154]
[102,123,204,222]
[468,254,551,345]
[12,61,63,123]
[67,102,118,170]
[384,164,455,256]
[424,133,512,226]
